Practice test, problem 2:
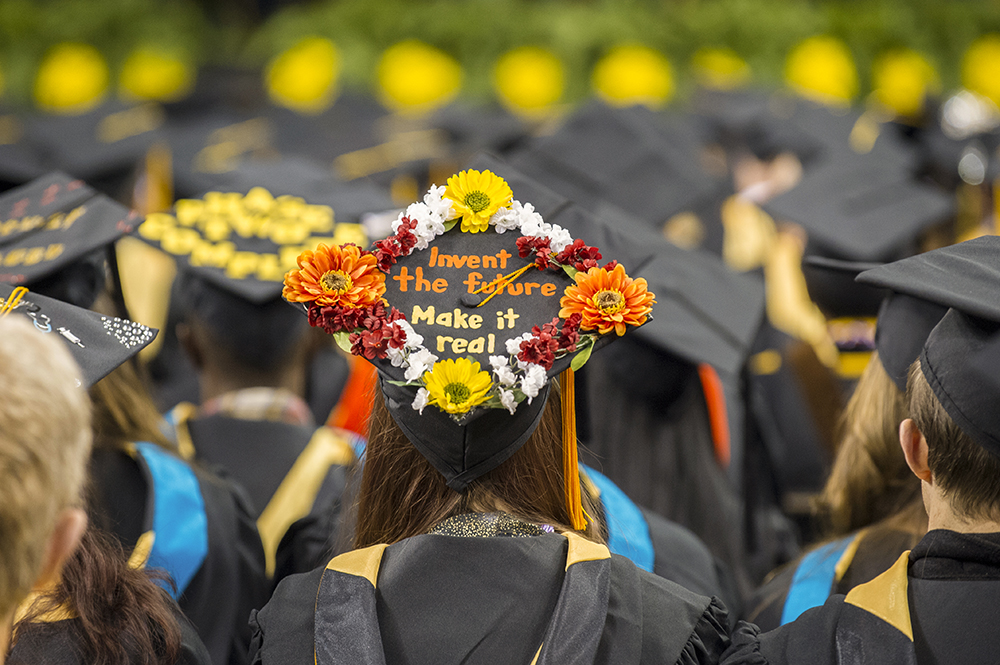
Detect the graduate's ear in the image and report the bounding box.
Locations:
[899,418,932,483]
[34,508,87,589]
[176,321,203,370]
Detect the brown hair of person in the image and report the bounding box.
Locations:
[816,353,925,536]
[89,361,173,452]
[12,527,181,665]
[908,362,1000,522]
[354,382,602,549]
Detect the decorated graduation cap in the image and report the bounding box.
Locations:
[0,172,140,306]
[0,283,157,387]
[764,160,953,263]
[282,168,655,528]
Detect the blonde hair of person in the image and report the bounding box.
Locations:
[0,317,92,618]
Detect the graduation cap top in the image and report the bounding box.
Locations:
[282,167,655,511]
[0,172,139,295]
[856,236,1000,455]
[0,283,157,387]
[764,160,954,262]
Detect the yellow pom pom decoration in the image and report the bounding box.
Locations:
[592,45,674,109]
[872,50,939,118]
[120,47,194,102]
[266,37,341,114]
[962,34,1000,109]
[692,47,751,90]
[493,46,565,115]
[34,43,109,114]
[378,40,462,113]
[784,35,858,107]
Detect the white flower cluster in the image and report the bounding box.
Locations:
[393,185,452,251]
[489,200,574,253]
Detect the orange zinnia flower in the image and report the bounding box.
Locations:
[283,243,386,308]
[558,264,655,336]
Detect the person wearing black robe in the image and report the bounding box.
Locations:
[249,167,731,663]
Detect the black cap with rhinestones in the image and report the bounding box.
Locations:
[0,282,157,387]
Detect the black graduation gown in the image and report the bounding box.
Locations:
[9,612,212,665]
[744,525,919,630]
[722,530,1000,665]
[173,411,356,580]
[89,446,269,665]
[249,517,731,665]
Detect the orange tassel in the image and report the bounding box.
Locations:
[697,363,731,468]
[560,368,586,531]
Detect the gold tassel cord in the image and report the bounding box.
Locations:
[473,263,535,308]
[560,368,586,531]
[0,287,28,317]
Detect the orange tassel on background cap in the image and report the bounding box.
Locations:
[560,368,586,530]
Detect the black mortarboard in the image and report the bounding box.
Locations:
[0,108,48,191]
[0,283,157,387]
[764,161,954,262]
[875,293,947,391]
[0,172,139,304]
[800,256,888,319]
[24,102,166,194]
[508,102,724,230]
[283,164,655,494]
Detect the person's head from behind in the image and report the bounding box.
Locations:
[0,318,91,624]
[900,309,1000,528]
[175,270,316,400]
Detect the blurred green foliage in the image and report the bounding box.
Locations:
[3,0,1000,106]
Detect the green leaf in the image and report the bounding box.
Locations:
[561,263,579,279]
[570,340,594,371]
[385,379,416,387]
[443,218,459,232]
[333,331,353,353]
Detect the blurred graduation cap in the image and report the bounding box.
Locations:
[508,102,727,233]
[764,161,954,263]
[24,101,167,195]
[0,172,140,307]
[0,108,48,191]
[801,255,889,319]
[0,283,157,387]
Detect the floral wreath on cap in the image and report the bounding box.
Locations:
[282,169,655,422]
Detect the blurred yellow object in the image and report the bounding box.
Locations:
[784,36,858,107]
[0,64,5,98]
[962,34,1000,109]
[692,47,751,90]
[378,40,462,113]
[872,50,939,118]
[493,46,564,114]
[266,37,340,114]
[34,43,109,113]
[721,195,777,272]
[592,45,674,109]
[120,48,193,102]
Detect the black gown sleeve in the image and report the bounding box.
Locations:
[676,597,732,665]
[247,567,325,665]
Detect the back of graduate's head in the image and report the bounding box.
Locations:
[354,381,600,549]
[175,269,313,388]
[0,318,91,621]
[906,361,1000,523]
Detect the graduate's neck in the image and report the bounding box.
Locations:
[923,480,1000,534]
[198,361,307,403]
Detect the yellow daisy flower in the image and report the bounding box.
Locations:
[423,358,493,415]
[444,170,512,233]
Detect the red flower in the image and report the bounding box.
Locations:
[372,217,419,272]
[555,239,602,272]
[517,235,553,270]
[558,313,582,352]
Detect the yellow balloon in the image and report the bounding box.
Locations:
[120,47,194,102]
[784,36,858,107]
[266,37,340,114]
[493,46,565,114]
[592,45,674,109]
[35,43,109,114]
[692,47,751,90]
[378,40,462,113]
[872,50,939,117]
[962,34,1000,108]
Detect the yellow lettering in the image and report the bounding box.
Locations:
[467,337,485,353]
[60,206,86,230]
[256,253,283,281]
[189,240,236,268]
[436,311,453,327]
[160,226,200,255]
[22,246,45,266]
[436,335,453,352]
[412,305,435,325]
[138,213,176,241]
[226,252,259,279]
[3,248,25,266]
[45,244,63,260]
[452,338,468,354]
[469,315,482,329]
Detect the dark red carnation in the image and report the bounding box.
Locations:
[555,239,602,272]
[516,235,553,270]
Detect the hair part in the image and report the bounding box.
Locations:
[353,381,601,549]
[816,353,925,536]
[0,318,92,619]
[908,361,1000,523]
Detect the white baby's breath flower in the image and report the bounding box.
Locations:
[397,320,424,350]
[386,345,407,368]
[499,388,518,414]
[548,224,573,253]
[412,387,430,414]
[489,355,517,387]
[491,200,524,233]
[519,363,548,403]
[423,184,453,220]
[505,332,533,356]
[404,348,438,382]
